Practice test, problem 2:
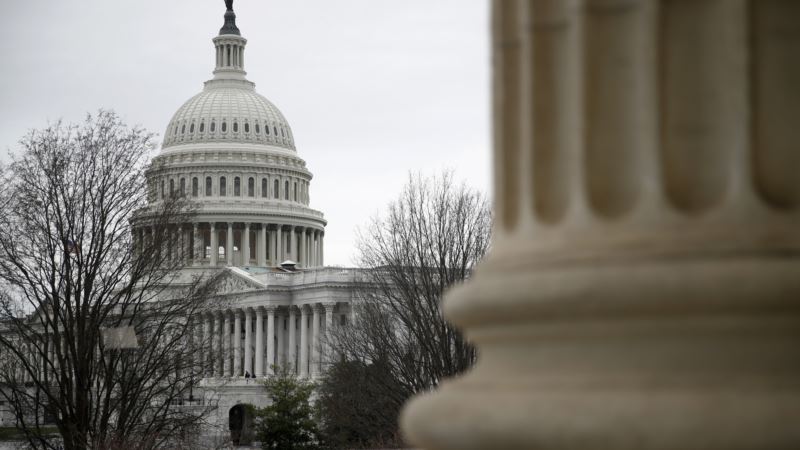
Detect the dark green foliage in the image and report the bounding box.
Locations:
[316,358,404,449]
[255,366,319,450]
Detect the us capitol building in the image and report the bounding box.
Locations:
[137,1,360,429]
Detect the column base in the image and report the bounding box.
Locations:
[402,254,800,450]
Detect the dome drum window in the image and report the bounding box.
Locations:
[244,123,250,133]
[211,121,216,132]
[234,177,241,196]
[233,122,239,133]
[222,122,227,133]
[200,122,205,133]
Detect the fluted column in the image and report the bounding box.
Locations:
[266,306,276,375]
[226,222,234,266]
[288,306,297,373]
[402,1,800,449]
[242,222,250,266]
[255,307,264,377]
[299,306,308,377]
[311,304,320,377]
[209,223,218,267]
[233,310,242,376]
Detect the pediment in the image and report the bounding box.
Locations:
[216,267,268,295]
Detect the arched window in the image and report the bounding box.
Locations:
[205,177,212,196]
[261,178,268,197]
[173,126,178,136]
[211,121,216,132]
[244,123,250,133]
[281,127,285,138]
[274,126,278,135]
[273,179,279,199]
[265,124,270,135]
[255,124,260,134]
[222,122,227,133]
[170,179,175,197]
[220,177,227,196]
[160,180,165,199]
[200,122,205,133]
[234,177,241,196]
[192,177,199,197]
[284,180,289,200]
[180,178,186,196]
[181,125,186,134]
[233,122,239,133]
[293,182,297,201]
[248,177,255,197]
[189,123,195,133]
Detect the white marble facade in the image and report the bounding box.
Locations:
[134,4,362,429]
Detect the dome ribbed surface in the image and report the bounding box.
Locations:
[162,81,295,151]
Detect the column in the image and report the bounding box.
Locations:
[311,304,320,377]
[323,302,335,369]
[258,225,267,266]
[244,308,253,376]
[242,222,250,266]
[192,223,201,266]
[299,306,308,377]
[319,232,325,267]
[299,227,307,267]
[275,311,284,367]
[275,226,283,264]
[255,307,264,377]
[213,314,221,378]
[288,306,297,373]
[233,310,241,377]
[226,222,234,266]
[222,312,231,377]
[203,316,210,377]
[402,2,800,449]
[266,306,276,375]
[209,223,218,266]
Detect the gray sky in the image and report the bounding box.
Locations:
[0,0,491,266]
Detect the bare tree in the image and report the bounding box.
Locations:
[323,172,491,444]
[0,111,222,450]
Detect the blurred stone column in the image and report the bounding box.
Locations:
[402,0,800,449]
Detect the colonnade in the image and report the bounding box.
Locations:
[135,221,324,268]
[191,303,337,379]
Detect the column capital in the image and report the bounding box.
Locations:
[264,304,278,313]
[322,302,336,312]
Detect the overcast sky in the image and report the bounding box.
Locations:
[0,0,491,266]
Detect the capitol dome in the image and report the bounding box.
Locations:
[137,0,327,271]
[162,79,296,151]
